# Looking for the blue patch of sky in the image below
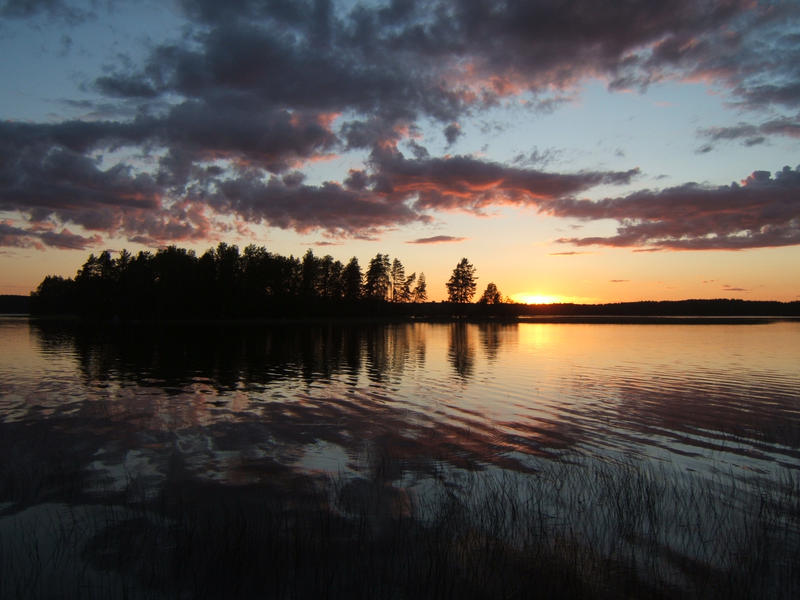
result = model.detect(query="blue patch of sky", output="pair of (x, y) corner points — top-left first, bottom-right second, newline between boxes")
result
(0, 1), (186, 121)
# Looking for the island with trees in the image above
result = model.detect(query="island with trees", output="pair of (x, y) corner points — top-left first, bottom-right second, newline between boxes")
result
(23, 244), (800, 320)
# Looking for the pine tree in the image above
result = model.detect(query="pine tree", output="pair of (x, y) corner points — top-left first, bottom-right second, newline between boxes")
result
(478, 282), (502, 304)
(446, 258), (477, 303)
(390, 258), (406, 302)
(342, 257), (363, 301)
(412, 272), (427, 302)
(364, 253), (391, 300)
(402, 272), (416, 303)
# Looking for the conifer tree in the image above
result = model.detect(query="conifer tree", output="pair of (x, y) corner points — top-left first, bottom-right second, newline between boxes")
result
(446, 258), (477, 303)
(412, 272), (427, 302)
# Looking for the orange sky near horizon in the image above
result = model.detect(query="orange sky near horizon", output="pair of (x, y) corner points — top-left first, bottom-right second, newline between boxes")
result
(4, 234), (798, 304)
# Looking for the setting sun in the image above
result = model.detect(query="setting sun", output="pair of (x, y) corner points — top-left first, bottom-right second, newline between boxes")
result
(511, 293), (563, 305)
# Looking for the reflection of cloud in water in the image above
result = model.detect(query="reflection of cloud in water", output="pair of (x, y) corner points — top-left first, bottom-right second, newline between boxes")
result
(20, 320), (568, 495)
(9, 319), (800, 501)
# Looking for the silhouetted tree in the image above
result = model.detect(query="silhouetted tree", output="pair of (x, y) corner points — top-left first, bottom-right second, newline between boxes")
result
(446, 258), (477, 303)
(342, 257), (363, 301)
(152, 245), (199, 317)
(390, 258), (405, 302)
(364, 253), (391, 300)
(301, 249), (320, 299)
(318, 255), (345, 300)
(402, 272), (416, 303)
(74, 250), (117, 316)
(478, 282), (502, 304)
(412, 273), (427, 302)
(213, 242), (241, 316)
(30, 275), (76, 314)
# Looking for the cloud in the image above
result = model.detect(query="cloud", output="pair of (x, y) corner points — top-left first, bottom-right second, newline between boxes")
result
(4, 0), (800, 250)
(37, 228), (104, 250)
(370, 147), (639, 213)
(0, 121), (218, 246)
(0, 110), (641, 247)
(90, 1), (800, 120)
(0, 0), (91, 23)
(94, 16), (468, 123)
(210, 175), (428, 237)
(698, 114), (800, 150)
(609, 279), (629, 283)
(513, 148), (560, 168)
(0, 221), (102, 250)
(444, 123), (462, 145)
(555, 165), (800, 250)
(548, 251), (590, 256)
(407, 235), (467, 244)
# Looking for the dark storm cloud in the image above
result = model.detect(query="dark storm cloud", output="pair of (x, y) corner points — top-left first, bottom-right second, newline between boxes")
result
(4, 0), (800, 249)
(555, 166), (800, 250)
(210, 175), (428, 237)
(369, 148), (639, 212)
(0, 143), (160, 215)
(407, 235), (467, 244)
(370, 0), (799, 110)
(156, 100), (338, 176)
(0, 121), (215, 244)
(96, 17), (465, 123)
(98, 1), (800, 121)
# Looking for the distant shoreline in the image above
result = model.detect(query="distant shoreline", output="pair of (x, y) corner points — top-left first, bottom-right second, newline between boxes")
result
(11, 313), (800, 327)
(513, 315), (800, 324)
(6, 294), (800, 322)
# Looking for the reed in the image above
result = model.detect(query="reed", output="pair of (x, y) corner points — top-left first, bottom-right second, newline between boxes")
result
(1, 456), (798, 599)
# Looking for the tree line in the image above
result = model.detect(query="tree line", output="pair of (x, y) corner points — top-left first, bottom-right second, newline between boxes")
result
(30, 244), (505, 319)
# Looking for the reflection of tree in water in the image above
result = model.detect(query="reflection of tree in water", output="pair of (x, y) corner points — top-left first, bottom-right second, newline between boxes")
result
(30, 320), (370, 392)
(413, 327), (426, 368)
(448, 322), (475, 379)
(19, 319), (576, 506)
(364, 324), (414, 385)
(28, 320), (581, 470)
(477, 323), (517, 362)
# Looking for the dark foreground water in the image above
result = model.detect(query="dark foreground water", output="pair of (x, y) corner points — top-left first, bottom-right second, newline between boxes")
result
(1, 317), (799, 598)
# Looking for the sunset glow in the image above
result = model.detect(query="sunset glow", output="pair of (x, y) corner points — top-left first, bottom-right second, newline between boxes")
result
(511, 294), (564, 305)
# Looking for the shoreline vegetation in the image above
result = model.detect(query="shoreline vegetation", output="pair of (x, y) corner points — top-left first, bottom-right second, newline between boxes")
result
(6, 243), (800, 319)
(2, 452), (798, 599)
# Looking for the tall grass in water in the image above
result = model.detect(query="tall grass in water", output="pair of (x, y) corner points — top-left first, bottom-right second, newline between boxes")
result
(1, 457), (798, 599)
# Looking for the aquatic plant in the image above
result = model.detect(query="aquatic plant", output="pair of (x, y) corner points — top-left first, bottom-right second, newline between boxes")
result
(1, 456), (798, 599)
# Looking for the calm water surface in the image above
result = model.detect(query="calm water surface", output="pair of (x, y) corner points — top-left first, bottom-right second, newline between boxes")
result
(1, 317), (798, 492)
(2, 316), (800, 597)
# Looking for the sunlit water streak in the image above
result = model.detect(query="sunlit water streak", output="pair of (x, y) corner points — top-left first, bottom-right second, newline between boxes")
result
(2, 318), (799, 480)
(0, 321), (797, 498)
(0, 318), (800, 494)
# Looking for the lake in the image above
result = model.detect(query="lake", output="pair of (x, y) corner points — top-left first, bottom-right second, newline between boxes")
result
(1, 316), (799, 598)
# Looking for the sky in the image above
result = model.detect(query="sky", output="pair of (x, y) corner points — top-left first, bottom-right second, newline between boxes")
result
(1, 0), (799, 303)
